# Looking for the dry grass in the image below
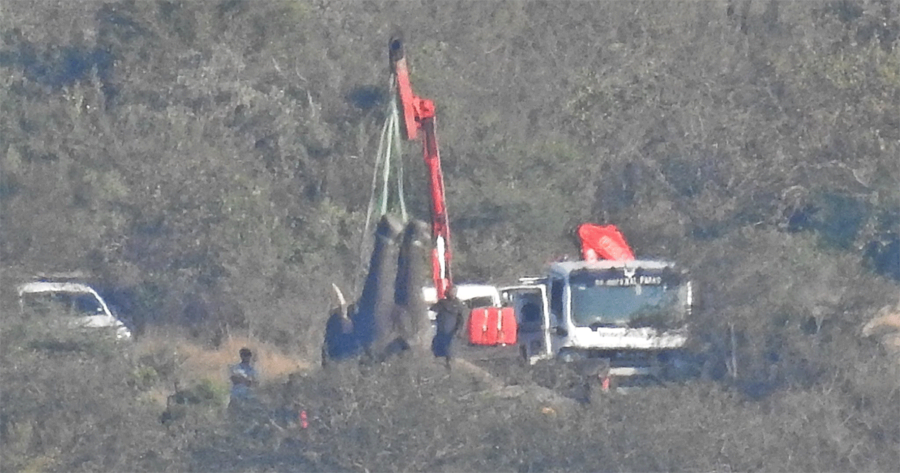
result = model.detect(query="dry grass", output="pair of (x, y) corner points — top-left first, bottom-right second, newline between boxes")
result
(134, 332), (313, 387)
(863, 304), (900, 355)
(863, 311), (900, 337)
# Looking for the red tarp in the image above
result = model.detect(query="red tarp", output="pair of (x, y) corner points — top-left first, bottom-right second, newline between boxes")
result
(577, 224), (635, 262)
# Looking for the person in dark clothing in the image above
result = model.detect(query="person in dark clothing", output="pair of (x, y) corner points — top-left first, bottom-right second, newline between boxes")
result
(431, 285), (466, 370)
(322, 302), (359, 366)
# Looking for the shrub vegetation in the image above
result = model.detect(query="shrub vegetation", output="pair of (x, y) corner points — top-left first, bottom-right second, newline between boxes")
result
(1, 0), (898, 471)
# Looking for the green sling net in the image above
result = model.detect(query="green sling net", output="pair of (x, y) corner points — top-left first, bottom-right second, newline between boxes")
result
(354, 77), (410, 292)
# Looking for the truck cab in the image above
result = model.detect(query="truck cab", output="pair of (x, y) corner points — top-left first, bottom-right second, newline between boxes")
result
(506, 259), (691, 376)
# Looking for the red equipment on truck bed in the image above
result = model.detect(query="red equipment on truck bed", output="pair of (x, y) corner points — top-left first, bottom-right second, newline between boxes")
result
(577, 223), (635, 262)
(468, 307), (517, 346)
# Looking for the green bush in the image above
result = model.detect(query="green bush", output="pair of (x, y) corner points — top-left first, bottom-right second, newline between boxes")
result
(1, 0), (898, 470)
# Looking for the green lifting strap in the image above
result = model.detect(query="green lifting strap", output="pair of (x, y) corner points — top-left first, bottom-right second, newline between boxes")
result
(358, 78), (409, 287)
(364, 77), (408, 235)
(378, 93), (407, 219)
(391, 92), (408, 221)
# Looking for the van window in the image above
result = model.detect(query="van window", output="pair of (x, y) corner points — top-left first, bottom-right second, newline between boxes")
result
(22, 292), (104, 317)
(463, 296), (495, 309)
(74, 294), (105, 315)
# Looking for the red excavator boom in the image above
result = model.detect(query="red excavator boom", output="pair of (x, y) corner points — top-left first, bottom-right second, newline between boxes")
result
(389, 34), (453, 299)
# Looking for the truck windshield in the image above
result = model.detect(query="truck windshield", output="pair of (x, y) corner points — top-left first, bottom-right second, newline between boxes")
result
(569, 275), (686, 328)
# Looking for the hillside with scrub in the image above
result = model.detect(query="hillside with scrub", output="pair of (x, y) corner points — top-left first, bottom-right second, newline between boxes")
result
(1, 0), (899, 472)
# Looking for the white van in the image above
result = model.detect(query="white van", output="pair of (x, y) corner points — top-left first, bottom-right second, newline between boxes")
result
(421, 284), (504, 338)
(17, 281), (132, 340)
(421, 283), (503, 319)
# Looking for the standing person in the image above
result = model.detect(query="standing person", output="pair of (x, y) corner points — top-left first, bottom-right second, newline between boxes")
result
(322, 302), (359, 366)
(431, 285), (466, 370)
(228, 347), (260, 416)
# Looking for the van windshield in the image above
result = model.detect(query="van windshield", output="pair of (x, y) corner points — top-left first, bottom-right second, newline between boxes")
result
(22, 292), (104, 317)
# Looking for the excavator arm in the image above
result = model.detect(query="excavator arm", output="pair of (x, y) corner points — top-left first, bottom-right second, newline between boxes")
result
(389, 34), (453, 299)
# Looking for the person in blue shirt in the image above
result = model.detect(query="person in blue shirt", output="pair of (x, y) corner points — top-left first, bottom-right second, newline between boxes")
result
(228, 347), (260, 415)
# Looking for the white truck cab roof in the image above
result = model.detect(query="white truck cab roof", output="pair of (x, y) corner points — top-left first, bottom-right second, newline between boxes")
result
(550, 259), (677, 274)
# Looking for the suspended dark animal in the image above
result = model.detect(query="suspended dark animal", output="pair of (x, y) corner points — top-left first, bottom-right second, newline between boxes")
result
(393, 219), (432, 351)
(324, 215), (432, 365)
(353, 214), (404, 359)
